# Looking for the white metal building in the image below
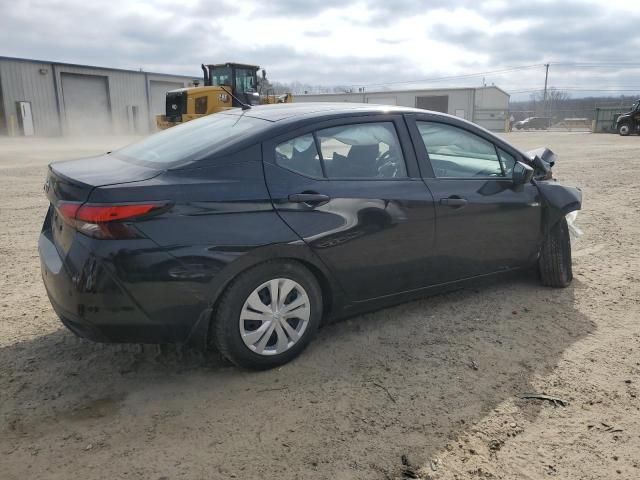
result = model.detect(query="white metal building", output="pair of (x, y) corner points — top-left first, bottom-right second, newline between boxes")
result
(0, 56), (195, 136)
(295, 86), (510, 131)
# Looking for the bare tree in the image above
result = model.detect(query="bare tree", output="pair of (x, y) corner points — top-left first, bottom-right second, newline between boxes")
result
(533, 87), (571, 114)
(332, 86), (355, 94)
(529, 87), (571, 104)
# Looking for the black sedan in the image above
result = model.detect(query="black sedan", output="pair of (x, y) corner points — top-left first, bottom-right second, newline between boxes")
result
(39, 103), (582, 369)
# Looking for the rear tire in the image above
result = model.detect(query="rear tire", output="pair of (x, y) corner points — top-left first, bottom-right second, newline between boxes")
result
(538, 218), (573, 288)
(212, 260), (322, 370)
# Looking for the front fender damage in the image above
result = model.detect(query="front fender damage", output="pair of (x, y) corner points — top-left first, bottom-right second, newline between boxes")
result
(534, 180), (582, 235)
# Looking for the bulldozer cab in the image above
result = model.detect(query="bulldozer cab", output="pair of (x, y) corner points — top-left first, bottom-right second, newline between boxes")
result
(202, 63), (259, 107)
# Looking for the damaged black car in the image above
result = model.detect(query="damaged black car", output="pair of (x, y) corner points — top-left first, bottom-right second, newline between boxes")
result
(39, 103), (582, 369)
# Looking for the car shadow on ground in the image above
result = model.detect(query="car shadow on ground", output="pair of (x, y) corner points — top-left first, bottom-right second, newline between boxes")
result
(1, 272), (594, 479)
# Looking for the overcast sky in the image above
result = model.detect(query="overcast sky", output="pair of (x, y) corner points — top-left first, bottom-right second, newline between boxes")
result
(2, 0), (640, 98)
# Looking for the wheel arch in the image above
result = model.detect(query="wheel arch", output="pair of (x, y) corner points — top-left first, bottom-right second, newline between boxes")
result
(185, 244), (344, 349)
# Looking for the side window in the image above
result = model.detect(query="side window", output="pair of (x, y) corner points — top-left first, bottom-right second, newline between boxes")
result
(316, 122), (407, 179)
(275, 134), (323, 178)
(417, 122), (503, 178)
(498, 148), (517, 176)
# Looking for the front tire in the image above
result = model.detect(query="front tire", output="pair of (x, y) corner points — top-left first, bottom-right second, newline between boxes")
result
(618, 123), (630, 136)
(212, 261), (323, 370)
(539, 218), (573, 288)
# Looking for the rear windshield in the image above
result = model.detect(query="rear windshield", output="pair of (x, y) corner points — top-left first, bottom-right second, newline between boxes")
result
(113, 113), (270, 167)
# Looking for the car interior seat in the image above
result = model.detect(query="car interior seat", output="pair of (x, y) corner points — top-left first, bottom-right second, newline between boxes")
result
(329, 144), (379, 177)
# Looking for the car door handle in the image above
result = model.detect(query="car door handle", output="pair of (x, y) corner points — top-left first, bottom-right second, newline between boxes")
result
(440, 197), (468, 207)
(288, 193), (330, 206)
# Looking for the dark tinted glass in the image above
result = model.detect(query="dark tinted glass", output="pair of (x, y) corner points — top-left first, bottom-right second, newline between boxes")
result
(498, 148), (517, 175)
(417, 122), (502, 177)
(316, 122), (407, 179)
(275, 134), (322, 178)
(114, 114), (269, 166)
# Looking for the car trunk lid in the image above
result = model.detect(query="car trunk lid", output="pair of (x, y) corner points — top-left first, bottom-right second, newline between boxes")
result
(44, 154), (162, 252)
(45, 153), (161, 204)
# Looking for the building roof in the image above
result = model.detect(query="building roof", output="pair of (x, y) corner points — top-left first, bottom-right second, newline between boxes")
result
(299, 85), (510, 98)
(0, 55), (195, 80)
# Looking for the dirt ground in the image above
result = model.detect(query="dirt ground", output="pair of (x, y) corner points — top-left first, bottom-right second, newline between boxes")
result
(1, 132), (639, 480)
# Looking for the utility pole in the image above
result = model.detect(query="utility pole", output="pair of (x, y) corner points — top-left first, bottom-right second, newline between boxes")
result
(542, 63), (550, 116)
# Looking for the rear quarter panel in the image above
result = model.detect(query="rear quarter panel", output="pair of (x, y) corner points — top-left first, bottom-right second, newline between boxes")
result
(91, 145), (342, 333)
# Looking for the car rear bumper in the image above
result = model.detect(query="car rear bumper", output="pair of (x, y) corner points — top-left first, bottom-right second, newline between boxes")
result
(39, 229), (205, 344)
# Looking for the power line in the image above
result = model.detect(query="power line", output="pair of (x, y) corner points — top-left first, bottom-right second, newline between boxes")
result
(510, 87), (640, 94)
(550, 62), (640, 68)
(323, 62), (640, 93)
(344, 64), (544, 89)
(343, 62), (640, 91)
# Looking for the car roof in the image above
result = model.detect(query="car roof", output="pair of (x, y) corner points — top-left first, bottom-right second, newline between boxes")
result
(170, 102), (530, 170)
(220, 102), (427, 122)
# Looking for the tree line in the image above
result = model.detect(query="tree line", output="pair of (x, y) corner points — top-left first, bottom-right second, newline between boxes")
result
(509, 89), (638, 121)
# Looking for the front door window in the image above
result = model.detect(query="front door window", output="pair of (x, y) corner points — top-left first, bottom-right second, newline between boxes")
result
(416, 122), (503, 178)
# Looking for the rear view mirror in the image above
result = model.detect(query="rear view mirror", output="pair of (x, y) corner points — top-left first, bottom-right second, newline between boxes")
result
(512, 161), (534, 185)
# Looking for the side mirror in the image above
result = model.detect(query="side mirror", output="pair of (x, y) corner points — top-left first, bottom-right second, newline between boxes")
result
(512, 161), (534, 185)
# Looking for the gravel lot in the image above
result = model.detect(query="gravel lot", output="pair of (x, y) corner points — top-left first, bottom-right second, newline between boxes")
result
(1, 132), (639, 479)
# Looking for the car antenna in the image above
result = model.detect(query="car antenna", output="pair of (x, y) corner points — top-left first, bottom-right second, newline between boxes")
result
(220, 86), (252, 110)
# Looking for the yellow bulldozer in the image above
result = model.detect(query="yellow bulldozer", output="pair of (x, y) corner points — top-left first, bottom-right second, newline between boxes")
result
(156, 62), (292, 129)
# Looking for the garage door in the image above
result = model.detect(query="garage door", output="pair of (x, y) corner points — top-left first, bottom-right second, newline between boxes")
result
(61, 73), (111, 135)
(150, 81), (185, 118)
(416, 95), (449, 113)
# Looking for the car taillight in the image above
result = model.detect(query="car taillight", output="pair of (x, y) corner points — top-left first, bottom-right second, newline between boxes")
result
(56, 201), (169, 239)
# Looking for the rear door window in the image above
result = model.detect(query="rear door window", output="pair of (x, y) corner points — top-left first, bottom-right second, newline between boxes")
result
(316, 122), (407, 179)
(275, 134), (323, 178)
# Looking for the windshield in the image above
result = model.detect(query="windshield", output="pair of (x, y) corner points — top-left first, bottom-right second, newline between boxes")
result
(112, 114), (270, 167)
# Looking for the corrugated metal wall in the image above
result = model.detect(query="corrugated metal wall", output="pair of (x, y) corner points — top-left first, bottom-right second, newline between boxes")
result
(471, 87), (509, 131)
(0, 59), (60, 135)
(0, 57), (192, 136)
(593, 106), (625, 133)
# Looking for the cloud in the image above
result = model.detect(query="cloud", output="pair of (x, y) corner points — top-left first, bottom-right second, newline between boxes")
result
(249, 0), (346, 17)
(429, 3), (639, 66)
(0, 0), (639, 99)
(304, 30), (332, 38)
